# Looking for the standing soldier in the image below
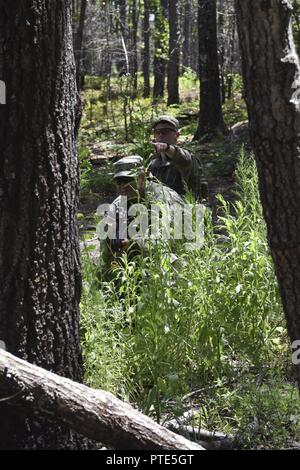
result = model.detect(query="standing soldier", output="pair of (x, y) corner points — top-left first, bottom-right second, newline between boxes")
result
(148, 115), (208, 201)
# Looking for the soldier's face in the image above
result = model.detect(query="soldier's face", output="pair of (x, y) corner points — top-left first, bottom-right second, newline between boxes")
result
(154, 124), (179, 145)
(116, 178), (137, 199)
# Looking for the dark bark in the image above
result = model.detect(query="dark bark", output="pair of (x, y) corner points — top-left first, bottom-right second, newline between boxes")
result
(0, 349), (204, 450)
(182, 0), (191, 70)
(227, 16), (236, 100)
(153, 0), (168, 101)
(143, 0), (150, 98)
(74, 0), (87, 88)
(0, 0), (88, 449)
(167, 0), (180, 105)
(193, 0), (228, 140)
(235, 0), (300, 388)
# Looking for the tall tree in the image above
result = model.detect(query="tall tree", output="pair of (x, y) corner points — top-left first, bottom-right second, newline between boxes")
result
(235, 0), (300, 388)
(130, 0), (139, 96)
(182, 0), (191, 71)
(153, 0), (168, 101)
(74, 0), (87, 88)
(218, 0), (226, 104)
(167, 0), (180, 105)
(117, 0), (129, 75)
(143, 0), (151, 98)
(194, 0), (227, 140)
(227, 9), (237, 100)
(189, 0), (199, 74)
(0, 0), (88, 448)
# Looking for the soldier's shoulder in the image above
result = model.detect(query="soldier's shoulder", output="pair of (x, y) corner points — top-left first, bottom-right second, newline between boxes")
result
(147, 154), (160, 169)
(175, 144), (192, 153)
(163, 185), (184, 205)
(146, 180), (183, 205)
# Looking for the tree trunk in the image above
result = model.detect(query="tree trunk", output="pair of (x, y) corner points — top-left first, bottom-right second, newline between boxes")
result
(0, 0), (88, 449)
(143, 0), (151, 98)
(153, 0), (168, 101)
(235, 0), (300, 388)
(117, 0), (128, 75)
(182, 0), (191, 71)
(74, 0), (87, 88)
(167, 0), (180, 105)
(0, 349), (204, 450)
(217, 2), (226, 104)
(227, 15), (236, 100)
(190, 1), (199, 75)
(193, 0), (228, 140)
(130, 0), (138, 97)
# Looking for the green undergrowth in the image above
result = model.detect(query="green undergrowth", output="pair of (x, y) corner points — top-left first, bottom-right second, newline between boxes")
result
(78, 72), (299, 449)
(80, 151), (299, 448)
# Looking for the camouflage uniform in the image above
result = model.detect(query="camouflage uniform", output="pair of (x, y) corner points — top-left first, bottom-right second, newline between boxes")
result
(99, 178), (184, 279)
(147, 146), (194, 196)
(149, 115), (207, 200)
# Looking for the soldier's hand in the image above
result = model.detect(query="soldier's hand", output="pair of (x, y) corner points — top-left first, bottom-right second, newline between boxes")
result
(110, 238), (130, 253)
(121, 239), (129, 250)
(152, 142), (170, 154)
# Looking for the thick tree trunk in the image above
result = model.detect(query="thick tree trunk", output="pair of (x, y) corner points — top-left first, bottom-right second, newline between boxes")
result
(193, 0), (228, 140)
(0, 349), (204, 450)
(143, 0), (151, 98)
(0, 0), (88, 449)
(167, 0), (180, 105)
(235, 0), (300, 388)
(153, 0), (168, 101)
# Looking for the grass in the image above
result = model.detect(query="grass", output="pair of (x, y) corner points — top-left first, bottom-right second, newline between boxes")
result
(192, 374), (300, 449)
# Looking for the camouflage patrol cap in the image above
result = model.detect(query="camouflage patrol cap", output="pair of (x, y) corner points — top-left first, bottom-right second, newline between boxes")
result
(113, 155), (144, 179)
(152, 115), (179, 131)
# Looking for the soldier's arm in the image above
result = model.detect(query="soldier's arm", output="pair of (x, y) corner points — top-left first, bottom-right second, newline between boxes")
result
(151, 142), (192, 174)
(166, 145), (192, 169)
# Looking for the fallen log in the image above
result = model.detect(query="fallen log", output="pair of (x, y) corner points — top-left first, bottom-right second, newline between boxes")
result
(0, 349), (204, 450)
(165, 420), (237, 450)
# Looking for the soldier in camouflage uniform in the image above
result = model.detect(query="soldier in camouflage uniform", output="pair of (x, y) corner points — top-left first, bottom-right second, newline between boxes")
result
(99, 155), (184, 278)
(148, 115), (207, 201)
